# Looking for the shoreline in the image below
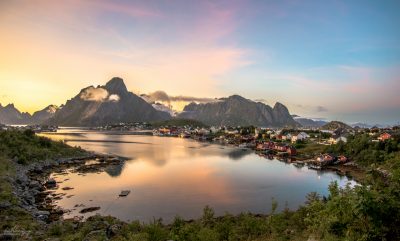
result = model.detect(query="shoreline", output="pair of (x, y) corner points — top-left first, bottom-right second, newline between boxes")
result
(11, 152), (127, 224)
(11, 131), (365, 224)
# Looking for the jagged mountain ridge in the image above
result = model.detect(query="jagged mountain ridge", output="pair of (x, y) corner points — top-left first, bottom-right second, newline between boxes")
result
(0, 104), (59, 125)
(2, 78), (301, 128)
(47, 77), (171, 126)
(178, 95), (298, 127)
(0, 103), (31, 124)
(31, 105), (59, 124)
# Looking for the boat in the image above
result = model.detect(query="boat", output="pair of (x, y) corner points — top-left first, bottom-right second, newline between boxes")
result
(308, 165), (322, 170)
(119, 190), (131, 197)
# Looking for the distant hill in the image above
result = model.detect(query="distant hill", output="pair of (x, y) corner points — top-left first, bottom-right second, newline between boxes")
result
(321, 121), (353, 130)
(178, 95), (298, 127)
(0, 103), (31, 124)
(295, 117), (327, 128)
(151, 118), (208, 128)
(47, 77), (171, 126)
(0, 104), (59, 125)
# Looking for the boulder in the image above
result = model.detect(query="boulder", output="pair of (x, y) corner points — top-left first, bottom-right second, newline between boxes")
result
(45, 178), (57, 187)
(106, 224), (122, 237)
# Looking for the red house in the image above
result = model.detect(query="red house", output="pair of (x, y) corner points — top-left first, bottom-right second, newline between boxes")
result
(337, 155), (348, 163)
(287, 147), (297, 156)
(378, 133), (392, 142)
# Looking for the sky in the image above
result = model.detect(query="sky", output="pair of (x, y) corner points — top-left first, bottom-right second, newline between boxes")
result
(0, 0), (399, 125)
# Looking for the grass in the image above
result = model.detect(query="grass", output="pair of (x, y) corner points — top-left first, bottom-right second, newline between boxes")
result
(295, 142), (327, 158)
(0, 129), (86, 164)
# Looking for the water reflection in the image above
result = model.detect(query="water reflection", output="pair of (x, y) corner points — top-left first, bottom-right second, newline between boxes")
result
(42, 128), (356, 223)
(105, 163), (126, 177)
(227, 149), (252, 160)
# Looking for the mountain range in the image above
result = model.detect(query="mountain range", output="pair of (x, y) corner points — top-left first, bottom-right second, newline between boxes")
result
(178, 95), (298, 127)
(46, 77), (170, 126)
(1, 77), (299, 127)
(0, 104), (58, 125)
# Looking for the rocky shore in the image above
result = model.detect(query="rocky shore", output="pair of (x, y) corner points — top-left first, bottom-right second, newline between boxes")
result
(10, 153), (127, 224)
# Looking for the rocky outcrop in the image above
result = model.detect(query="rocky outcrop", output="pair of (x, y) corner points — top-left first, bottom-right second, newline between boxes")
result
(31, 105), (59, 124)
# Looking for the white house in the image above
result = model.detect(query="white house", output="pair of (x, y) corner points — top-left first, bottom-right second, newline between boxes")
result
(336, 136), (348, 143)
(291, 132), (310, 143)
(328, 136), (347, 144)
(282, 133), (292, 141)
(210, 126), (219, 134)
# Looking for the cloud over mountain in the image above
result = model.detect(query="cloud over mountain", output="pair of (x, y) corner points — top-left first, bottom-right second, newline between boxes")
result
(79, 86), (120, 103)
(144, 91), (218, 104)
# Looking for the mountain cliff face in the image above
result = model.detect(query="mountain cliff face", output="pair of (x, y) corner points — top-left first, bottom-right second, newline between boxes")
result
(31, 105), (59, 124)
(178, 95), (298, 127)
(0, 104), (31, 124)
(47, 77), (171, 126)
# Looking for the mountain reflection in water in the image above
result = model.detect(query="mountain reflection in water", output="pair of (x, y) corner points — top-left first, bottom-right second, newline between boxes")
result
(41, 128), (355, 223)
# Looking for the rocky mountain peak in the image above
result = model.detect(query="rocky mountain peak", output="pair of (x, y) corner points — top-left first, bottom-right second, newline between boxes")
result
(45, 105), (58, 113)
(227, 95), (247, 101)
(273, 102), (287, 110)
(5, 103), (16, 109)
(104, 77), (127, 94)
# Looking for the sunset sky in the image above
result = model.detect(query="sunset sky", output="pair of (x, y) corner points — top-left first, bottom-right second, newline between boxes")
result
(0, 0), (399, 124)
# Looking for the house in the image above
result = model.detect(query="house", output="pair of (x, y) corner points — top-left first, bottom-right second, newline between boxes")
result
(282, 133), (292, 141)
(291, 132), (310, 143)
(159, 128), (171, 135)
(337, 155), (348, 164)
(298, 132), (310, 140)
(378, 133), (392, 142)
(225, 129), (239, 135)
(328, 136), (347, 145)
(196, 128), (209, 135)
(335, 136), (347, 143)
(287, 146), (297, 156)
(210, 126), (219, 134)
(315, 154), (335, 166)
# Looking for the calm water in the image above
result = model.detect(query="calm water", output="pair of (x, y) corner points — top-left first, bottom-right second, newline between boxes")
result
(41, 128), (355, 223)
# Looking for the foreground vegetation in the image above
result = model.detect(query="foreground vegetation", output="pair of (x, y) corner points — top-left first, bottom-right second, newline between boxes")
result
(0, 130), (399, 240)
(0, 129), (86, 165)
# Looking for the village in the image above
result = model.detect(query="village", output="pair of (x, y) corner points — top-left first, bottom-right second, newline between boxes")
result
(1, 121), (397, 171)
(151, 123), (397, 170)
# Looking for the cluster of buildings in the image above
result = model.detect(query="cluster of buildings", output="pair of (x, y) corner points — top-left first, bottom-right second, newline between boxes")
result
(0, 124), (57, 132)
(150, 124), (398, 170)
(2, 120), (397, 170)
(309, 154), (349, 169)
(255, 141), (297, 155)
(273, 132), (310, 143)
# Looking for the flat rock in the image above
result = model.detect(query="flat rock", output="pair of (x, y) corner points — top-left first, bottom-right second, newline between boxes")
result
(79, 207), (101, 214)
